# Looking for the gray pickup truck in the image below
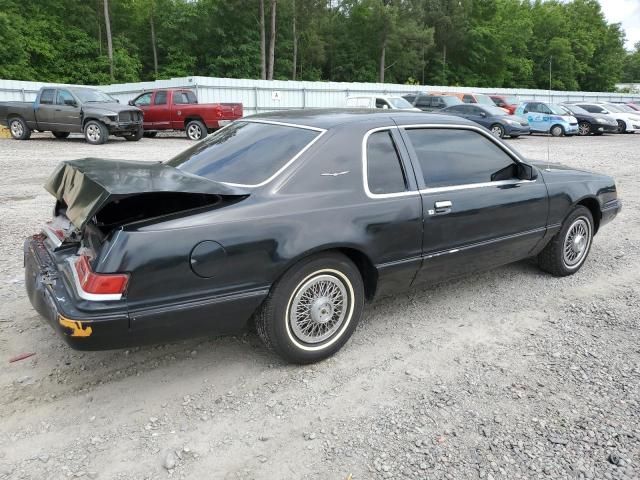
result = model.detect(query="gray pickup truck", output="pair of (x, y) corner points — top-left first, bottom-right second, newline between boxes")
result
(0, 86), (143, 144)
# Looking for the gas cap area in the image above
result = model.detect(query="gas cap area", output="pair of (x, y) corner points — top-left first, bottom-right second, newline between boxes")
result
(189, 241), (227, 278)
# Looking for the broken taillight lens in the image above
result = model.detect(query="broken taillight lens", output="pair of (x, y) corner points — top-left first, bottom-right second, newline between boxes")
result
(74, 256), (129, 295)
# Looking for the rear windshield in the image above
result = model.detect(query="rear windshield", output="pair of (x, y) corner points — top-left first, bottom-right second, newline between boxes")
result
(166, 121), (320, 186)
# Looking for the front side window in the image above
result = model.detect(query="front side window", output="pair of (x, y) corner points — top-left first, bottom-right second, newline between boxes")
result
(167, 121), (320, 186)
(134, 93), (152, 106)
(56, 89), (76, 106)
(40, 89), (55, 105)
(463, 94), (474, 103)
(366, 130), (407, 195)
(375, 98), (391, 109)
(154, 91), (167, 105)
(415, 96), (432, 108)
(405, 128), (516, 188)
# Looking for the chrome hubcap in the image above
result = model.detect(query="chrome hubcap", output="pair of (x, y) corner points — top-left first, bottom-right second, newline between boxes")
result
(10, 120), (23, 137)
(289, 274), (348, 344)
(579, 124), (589, 135)
(86, 124), (100, 142)
(563, 217), (591, 268)
(188, 124), (201, 139)
(491, 126), (502, 137)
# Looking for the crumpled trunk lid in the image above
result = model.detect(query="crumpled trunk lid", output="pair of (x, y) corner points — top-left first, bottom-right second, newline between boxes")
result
(45, 158), (247, 230)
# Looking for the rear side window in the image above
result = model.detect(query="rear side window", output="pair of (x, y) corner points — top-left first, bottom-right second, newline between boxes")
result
(405, 128), (516, 188)
(173, 91), (197, 104)
(40, 89), (55, 105)
(167, 121), (320, 186)
(154, 91), (167, 105)
(366, 130), (407, 195)
(463, 94), (474, 103)
(415, 96), (432, 108)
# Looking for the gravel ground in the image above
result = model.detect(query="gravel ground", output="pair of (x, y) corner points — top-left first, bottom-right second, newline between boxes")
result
(0, 132), (638, 480)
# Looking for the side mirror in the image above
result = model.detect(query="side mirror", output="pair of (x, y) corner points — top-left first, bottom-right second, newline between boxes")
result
(602, 110), (609, 114)
(382, 104), (389, 109)
(518, 163), (538, 181)
(480, 112), (487, 117)
(128, 100), (134, 106)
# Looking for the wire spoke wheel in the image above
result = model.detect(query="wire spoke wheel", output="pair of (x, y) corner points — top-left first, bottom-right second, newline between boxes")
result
(562, 217), (591, 268)
(289, 274), (349, 344)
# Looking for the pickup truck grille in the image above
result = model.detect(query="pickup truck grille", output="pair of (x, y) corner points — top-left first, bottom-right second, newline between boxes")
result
(118, 111), (142, 123)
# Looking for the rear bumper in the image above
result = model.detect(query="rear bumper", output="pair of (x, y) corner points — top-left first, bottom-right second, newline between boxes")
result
(24, 235), (266, 351)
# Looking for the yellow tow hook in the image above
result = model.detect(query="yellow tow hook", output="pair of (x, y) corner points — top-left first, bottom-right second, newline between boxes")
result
(58, 315), (93, 337)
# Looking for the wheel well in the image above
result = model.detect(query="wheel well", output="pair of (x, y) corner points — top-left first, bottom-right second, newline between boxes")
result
(334, 247), (378, 300)
(184, 116), (204, 127)
(577, 197), (601, 233)
(550, 124), (564, 133)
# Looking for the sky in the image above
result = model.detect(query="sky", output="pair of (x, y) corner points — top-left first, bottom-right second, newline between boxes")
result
(598, 0), (640, 50)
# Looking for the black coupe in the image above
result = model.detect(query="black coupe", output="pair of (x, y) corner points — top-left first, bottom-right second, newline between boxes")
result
(24, 110), (621, 363)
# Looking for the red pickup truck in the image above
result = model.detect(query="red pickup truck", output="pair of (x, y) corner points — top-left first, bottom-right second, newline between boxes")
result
(128, 88), (243, 140)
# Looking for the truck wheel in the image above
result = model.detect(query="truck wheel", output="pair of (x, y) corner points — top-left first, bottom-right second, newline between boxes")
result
(9, 117), (31, 140)
(124, 127), (143, 142)
(84, 120), (108, 145)
(185, 120), (206, 141)
(143, 131), (158, 138)
(52, 131), (70, 139)
(255, 252), (365, 364)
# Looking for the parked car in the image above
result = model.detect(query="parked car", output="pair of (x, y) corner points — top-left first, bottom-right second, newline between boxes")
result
(129, 88), (243, 140)
(439, 104), (529, 138)
(515, 101), (579, 136)
(568, 102), (640, 134)
(24, 110), (621, 363)
(611, 101), (640, 111)
(559, 104), (618, 136)
(489, 95), (518, 114)
(0, 86), (143, 144)
(345, 95), (419, 111)
(402, 93), (463, 111)
(434, 91), (505, 110)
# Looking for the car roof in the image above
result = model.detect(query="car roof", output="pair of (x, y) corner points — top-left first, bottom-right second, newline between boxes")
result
(245, 108), (478, 130)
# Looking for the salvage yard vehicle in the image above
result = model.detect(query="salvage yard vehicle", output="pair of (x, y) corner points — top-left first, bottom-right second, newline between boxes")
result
(24, 110), (621, 364)
(345, 95), (419, 111)
(569, 102), (640, 134)
(439, 104), (529, 138)
(0, 87), (143, 144)
(402, 93), (463, 112)
(559, 104), (618, 136)
(515, 101), (579, 136)
(489, 95), (519, 114)
(129, 88), (243, 140)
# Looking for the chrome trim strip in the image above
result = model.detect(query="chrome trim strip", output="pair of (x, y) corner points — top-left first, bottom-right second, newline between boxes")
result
(66, 257), (123, 302)
(420, 179), (535, 194)
(242, 119), (327, 133)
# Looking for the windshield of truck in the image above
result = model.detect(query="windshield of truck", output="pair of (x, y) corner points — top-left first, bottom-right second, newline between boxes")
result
(73, 88), (117, 103)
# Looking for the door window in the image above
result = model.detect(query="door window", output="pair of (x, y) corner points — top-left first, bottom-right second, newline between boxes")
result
(366, 130), (408, 195)
(446, 105), (467, 114)
(173, 91), (197, 104)
(154, 91), (168, 105)
(405, 128), (517, 188)
(56, 90), (76, 106)
(134, 93), (152, 106)
(415, 96), (432, 108)
(40, 89), (55, 105)
(375, 98), (391, 109)
(462, 94), (474, 103)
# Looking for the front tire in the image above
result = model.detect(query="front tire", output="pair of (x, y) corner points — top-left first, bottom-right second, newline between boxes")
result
(550, 125), (564, 137)
(124, 127), (143, 141)
(490, 124), (505, 138)
(538, 206), (594, 277)
(255, 253), (365, 364)
(84, 120), (108, 145)
(143, 131), (158, 138)
(578, 121), (591, 136)
(185, 120), (207, 141)
(9, 117), (31, 140)
(616, 120), (626, 134)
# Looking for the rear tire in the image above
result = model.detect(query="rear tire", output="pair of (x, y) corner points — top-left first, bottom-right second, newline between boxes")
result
(255, 252), (365, 364)
(185, 120), (207, 141)
(9, 117), (31, 140)
(550, 125), (564, 137)
(124, 127), (143, 141)
(578, 121), (591, 136)
(538, 206), (594, 277)
(143, 131), (158, 138)
(84, 120), (108, 145)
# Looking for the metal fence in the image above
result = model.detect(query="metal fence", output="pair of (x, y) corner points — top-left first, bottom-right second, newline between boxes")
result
(1, 76), (639, 115)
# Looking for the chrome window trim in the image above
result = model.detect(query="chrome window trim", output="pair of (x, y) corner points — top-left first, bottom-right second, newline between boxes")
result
(206, 119), (327, 188)
(66, 257), (123, 302)
(362, 123), (534, 199)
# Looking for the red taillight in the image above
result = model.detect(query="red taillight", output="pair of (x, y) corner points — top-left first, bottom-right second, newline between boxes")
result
(74, 256), (129, 295)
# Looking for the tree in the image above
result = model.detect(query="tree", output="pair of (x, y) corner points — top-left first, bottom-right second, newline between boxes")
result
(103, 0), (114, 80)
(268, 0), (277, 80)
(259, 0), (266, 79)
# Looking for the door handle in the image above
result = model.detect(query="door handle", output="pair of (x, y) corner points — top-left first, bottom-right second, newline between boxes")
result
(432, 200), (453, 215)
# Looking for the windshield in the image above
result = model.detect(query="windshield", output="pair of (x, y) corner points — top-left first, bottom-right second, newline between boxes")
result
(503, 96), (518, 105)
(387, 97), (414, 109)
(166, 121), (320, 186)
(603, 104), (622, 113)
(562, 104), (587, 115)
(613, 104), (635, 113)
(549, 104), (570, 115)
(73, 88), (117, 103)
(475, 94), (496, 106)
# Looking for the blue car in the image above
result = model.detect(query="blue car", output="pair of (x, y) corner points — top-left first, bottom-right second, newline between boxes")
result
(515, 101), (579, 137)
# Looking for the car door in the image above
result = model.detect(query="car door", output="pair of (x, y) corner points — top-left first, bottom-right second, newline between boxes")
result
(399, 125), (549, 285)
(53, 89), (82, 132)
(444, 104), (471, 119)
(34, 88), (57, 130)
(523, 102), (547, 132)
(144, 91), (170, 128)
(132, 92), (153, 128)
(466, 105), (491, 128)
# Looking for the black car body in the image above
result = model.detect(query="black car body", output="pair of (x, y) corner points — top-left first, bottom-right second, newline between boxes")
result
(403, 93), (463, 112)
(24, 110), (621, 363)
(559, 104), (618, 135)
(439, 104), (530, 138)
(0, 87), (143, 144)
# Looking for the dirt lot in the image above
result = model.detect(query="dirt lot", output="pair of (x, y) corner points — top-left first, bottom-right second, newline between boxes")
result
(0, 132), (638, 480)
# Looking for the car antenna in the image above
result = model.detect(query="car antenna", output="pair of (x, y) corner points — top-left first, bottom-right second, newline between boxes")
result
(546, 55), (552, 171)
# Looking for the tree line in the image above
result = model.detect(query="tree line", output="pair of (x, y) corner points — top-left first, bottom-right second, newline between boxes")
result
(0, 0), (637, 91)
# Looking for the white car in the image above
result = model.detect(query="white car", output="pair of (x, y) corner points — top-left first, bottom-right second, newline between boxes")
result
(345, 95), (420, 111)
(572, 102), (640, 133)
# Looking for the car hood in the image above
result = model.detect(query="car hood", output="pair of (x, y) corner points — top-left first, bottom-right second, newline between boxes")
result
(45, 158), (247, 229)
(83, 102), (141, 114)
